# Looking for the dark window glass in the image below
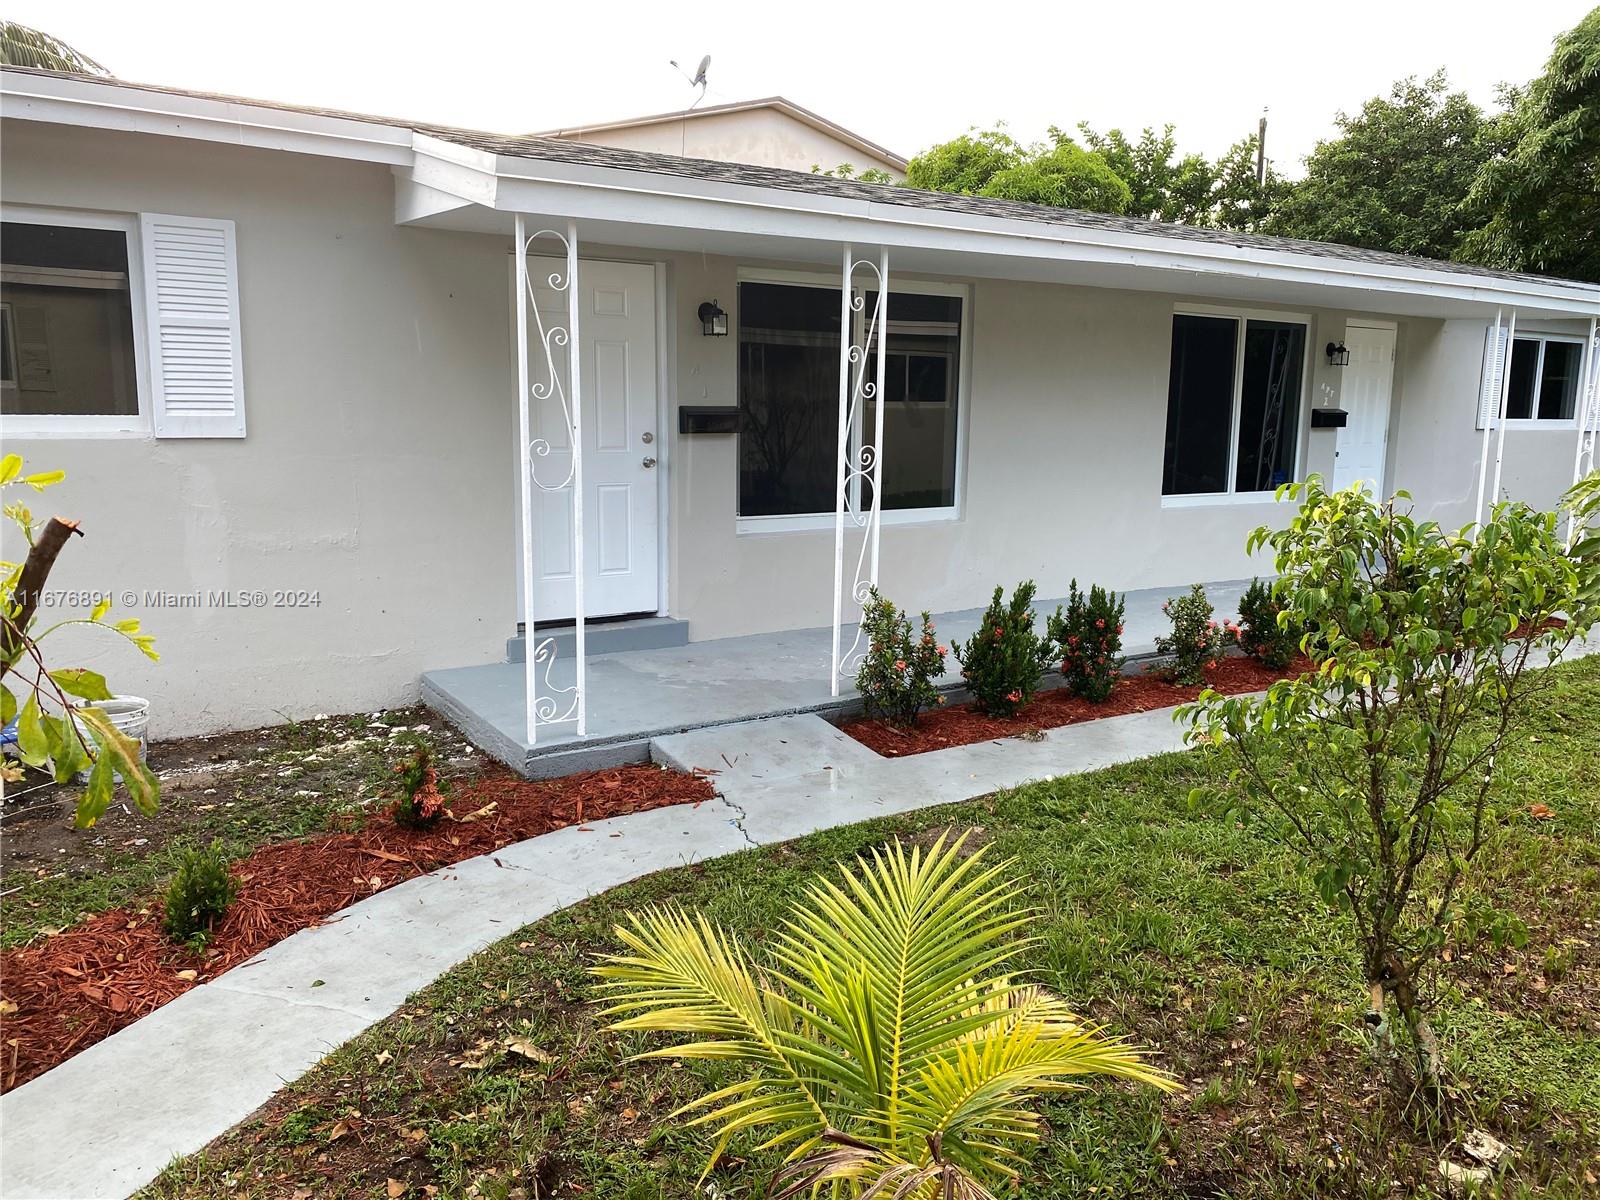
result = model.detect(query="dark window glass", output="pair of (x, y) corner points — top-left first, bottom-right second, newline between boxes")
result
(737, 281), (842, 517)
(1538, 340), (1581, 420)
(1505, 338), (1539, 420)
(1235, 320), (1306, 492)
(1, 222), (138, 418)
(864, 291), (961, 510)
(1163, 315), (1237, 495)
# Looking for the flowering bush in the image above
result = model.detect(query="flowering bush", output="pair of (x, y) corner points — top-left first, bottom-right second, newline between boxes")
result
(391, 737), (446, 829)
(854, 587), (947, 727)
(952, 581), (1056, 717)
(1155, 583), (1227, 685)
(1046, 580), (1126, 702)
(1235, 577), (1300, 669)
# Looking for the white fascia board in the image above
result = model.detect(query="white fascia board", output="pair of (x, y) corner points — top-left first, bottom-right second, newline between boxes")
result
(489, 154), (1600, 317)
(0, 71), (412, 164)
(409, 136), (499, 207)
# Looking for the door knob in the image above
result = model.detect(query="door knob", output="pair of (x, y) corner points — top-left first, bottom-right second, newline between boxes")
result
(642, 456), (657, 469)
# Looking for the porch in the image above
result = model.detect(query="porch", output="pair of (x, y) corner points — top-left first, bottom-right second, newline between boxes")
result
(422, 580), (1249, 777)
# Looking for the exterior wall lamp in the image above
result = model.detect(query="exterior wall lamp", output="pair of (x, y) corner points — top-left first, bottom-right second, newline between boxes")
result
(697, 300), (729, 336)
(1325, 340), (1350, 367)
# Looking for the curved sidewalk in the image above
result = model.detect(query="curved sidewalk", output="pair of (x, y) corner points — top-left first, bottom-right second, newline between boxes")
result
(0, 698), (1335, 1198)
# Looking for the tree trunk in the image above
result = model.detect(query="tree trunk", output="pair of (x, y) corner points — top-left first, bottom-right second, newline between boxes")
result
(1385, 956), (1442, 1091)
(0, 516), (81, 680)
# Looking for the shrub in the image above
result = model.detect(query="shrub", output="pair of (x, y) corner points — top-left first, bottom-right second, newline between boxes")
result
(391, 737), (446, 830)
(163, 840), (237, 947)
(1155, 583), (1227, 684)
(952, 581), (1057, 717)
(594, 833), (1176, 1193)
(1179, 478), (1596, 1090)
(1046, 579), (1126, 702)
(854, 588), (947, 727)
(1235, 577), (1299, 669)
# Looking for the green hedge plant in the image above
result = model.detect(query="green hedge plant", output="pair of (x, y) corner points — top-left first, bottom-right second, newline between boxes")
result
(854, 588), (947, 728)
(1234, 577), (1300, 669)
(952, 581), (1056, 717)
(163, 840), (237, 949)
(1047, 579), (1126, 702)
(1155, 583), (1227, 685)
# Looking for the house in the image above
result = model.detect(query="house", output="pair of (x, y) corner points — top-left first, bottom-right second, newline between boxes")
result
(537, 96), (908, 179)
(2, 66), (1597, 774)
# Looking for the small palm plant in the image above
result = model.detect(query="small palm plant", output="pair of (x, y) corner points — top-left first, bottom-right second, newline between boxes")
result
(593, 834), (1176, 1196)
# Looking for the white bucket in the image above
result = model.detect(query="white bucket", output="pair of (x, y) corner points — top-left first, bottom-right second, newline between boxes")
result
(74, 696), (151, 781)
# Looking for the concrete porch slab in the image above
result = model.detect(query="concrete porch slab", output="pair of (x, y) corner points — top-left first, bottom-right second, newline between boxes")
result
(424, 580), (1250, 777)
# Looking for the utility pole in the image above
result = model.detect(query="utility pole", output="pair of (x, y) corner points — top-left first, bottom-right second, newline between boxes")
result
(1256, 108), (1268, 186)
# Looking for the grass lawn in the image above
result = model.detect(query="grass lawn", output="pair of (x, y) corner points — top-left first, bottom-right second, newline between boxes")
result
(144, 659), (1600, 1199)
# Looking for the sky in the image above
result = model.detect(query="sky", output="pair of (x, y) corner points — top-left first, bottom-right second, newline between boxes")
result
(9, 0), (1595, 176)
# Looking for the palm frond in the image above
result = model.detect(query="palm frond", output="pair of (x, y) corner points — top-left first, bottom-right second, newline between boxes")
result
(0, 21), (107, 74)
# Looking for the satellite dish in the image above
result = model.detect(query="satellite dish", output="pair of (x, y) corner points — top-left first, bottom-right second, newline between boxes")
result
(669, 54), (711, 109)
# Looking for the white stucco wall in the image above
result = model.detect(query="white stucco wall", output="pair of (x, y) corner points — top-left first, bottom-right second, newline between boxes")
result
(1, 121), (518, 737)
(1390, 315), (1591, 530)
(6, 119), (1584, 740)
(554, 108), (904, 179)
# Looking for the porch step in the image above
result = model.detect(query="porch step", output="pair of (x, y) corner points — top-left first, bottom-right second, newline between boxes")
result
(505, 616), (689, 663)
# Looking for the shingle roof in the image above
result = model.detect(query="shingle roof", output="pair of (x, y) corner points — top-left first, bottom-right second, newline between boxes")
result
(4, 64), (1594, 293)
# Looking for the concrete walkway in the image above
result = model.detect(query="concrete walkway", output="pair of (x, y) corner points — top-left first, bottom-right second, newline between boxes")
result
(0, 703), (1194, 1200)
(424, 580), (1251, 776)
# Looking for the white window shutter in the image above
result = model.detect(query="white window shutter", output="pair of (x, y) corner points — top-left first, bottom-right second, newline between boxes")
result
(1477, 323), (1508, 430)
(139, 214), (245, 437)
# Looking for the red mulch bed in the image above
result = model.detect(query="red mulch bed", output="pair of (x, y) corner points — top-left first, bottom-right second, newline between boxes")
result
(0, 765), (714, 1093)
(844, 655), (1313, 758)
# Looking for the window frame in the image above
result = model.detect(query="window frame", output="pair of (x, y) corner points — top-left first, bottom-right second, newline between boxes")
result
(0, 205), (152, 438)
(1502, 332), (1587, 429)
(1161, 302), (1313, 507)
(733, 266), (971, 535)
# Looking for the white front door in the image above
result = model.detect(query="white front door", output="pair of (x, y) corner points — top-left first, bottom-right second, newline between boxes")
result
(521, 258), (660, 622)
(1332, 324), (1396, 493)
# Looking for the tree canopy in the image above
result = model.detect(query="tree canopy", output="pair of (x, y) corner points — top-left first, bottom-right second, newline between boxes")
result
(1460, 7), (1600, 281)
(1266, 72), (1493, 260)
(903, 127), (1132, 214)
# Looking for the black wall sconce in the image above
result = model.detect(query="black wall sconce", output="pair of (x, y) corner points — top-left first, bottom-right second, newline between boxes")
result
(1325, 340), (1350, 367)
(697, 300), (728, 337)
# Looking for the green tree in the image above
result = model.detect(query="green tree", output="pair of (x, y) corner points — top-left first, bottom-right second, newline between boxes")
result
(0, 21), (106, 73)
(903, 127), (1023, 195)
(595, 833), (1174, 1193)
(904, 126), (1131, 214)
(1074, 124), (1217, 223)
(980, 140), (1131, 212)
(1460, 8), (1600, 282)
(1269, 72), (1492, 260)
(1179, 478), (1597, 1090)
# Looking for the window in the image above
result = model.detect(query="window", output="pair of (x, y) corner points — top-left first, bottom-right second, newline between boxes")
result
(1505, 335), (1583, 422)
(1163, 312), (1307, 496)
(737, 278), (964, 521)
(1, 221), (140, 420)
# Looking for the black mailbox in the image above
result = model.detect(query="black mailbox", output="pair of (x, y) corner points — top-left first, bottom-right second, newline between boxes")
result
(1310, 408), (1349, 429)
(679, 406), (739, 435)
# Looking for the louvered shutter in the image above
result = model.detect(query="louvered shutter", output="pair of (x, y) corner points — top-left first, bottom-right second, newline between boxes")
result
(1477, 323), (1509, 430)
(139, 214), (245, 437)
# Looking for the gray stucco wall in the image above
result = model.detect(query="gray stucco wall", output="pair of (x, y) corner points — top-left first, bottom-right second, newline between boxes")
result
(5, 120), (1587, 738)
(2, 121), (517, 736)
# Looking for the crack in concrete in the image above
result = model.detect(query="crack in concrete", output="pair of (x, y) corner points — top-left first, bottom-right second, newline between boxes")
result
(718, 791), (759, 848)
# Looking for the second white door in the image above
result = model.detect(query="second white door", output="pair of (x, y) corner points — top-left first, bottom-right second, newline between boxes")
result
(1332, 323), (1396, 493)
(524, 258), (659, 621)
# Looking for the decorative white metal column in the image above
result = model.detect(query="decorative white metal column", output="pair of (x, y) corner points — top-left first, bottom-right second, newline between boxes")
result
(1568, 315), (1600, 547)
(830, 244), (889, 695)
(513, 215), (586, 745)
(1474, 307), (1518, 530)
